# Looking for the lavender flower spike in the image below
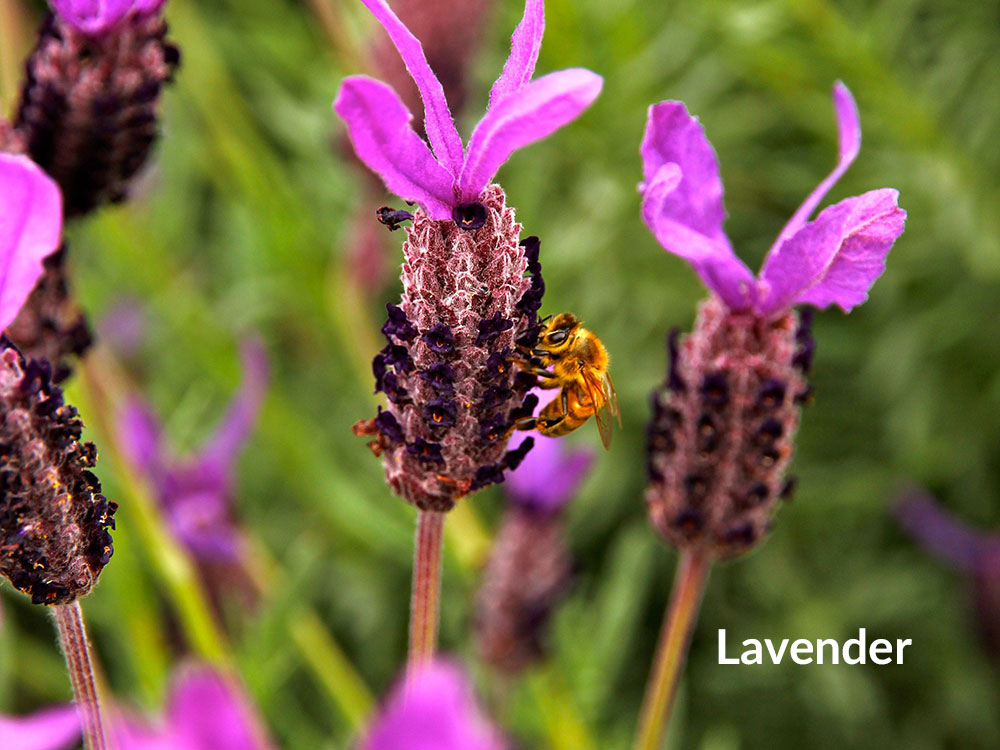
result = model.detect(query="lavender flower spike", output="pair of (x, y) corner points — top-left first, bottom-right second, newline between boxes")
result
(0, 705), (81, 750)
(643, 84), (905, 558)
(335, 0), (602, 229)
(365, 660), (506, 750)
(118, 339), (269, 562)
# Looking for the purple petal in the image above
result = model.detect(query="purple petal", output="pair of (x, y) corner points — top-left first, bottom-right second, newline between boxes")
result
(161, 485), (241, 562)
(639, 101), (730, 242)
(199, 338), (269, 477)
(768, 81), (861, 252)
(335, 76), (456, 219)
(895, 491), (998, 572)
(168, 666), (267, 749)
(50, 0), (135, 35)
(118, 398), (166, 479)
(505, 432), (593, 513)
(488, 0), (544, 109)
(132, 0), (167, 16)
(366, 661), (505, 750)
(0, 154), (62, 331)
(641, 162), (756, 309)
(458, 69), (602, 201)
(0, 705), (80, 750)
(756, 188), (904, 314)
(359, 0), (464, 175)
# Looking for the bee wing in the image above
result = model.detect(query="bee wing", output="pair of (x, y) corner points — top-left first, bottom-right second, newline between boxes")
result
(582, 369), (614, 450)
(604, 371), (622, 427)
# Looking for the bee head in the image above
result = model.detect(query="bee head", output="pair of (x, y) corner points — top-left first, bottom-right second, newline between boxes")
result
(534, 313), (580, 356)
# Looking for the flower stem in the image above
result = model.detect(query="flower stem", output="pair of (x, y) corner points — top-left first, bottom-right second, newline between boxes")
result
(53, 601), (110, 750)
(408, 510), (446, 669)
(633, 550), (710, 750)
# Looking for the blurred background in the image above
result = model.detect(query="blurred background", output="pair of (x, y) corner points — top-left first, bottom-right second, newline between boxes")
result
(2, 0), (1000, 748)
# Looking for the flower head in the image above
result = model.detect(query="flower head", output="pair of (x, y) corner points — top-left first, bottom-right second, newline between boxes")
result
(642, 84), (904, 558)
(639, 82), (905, 314)
(364, 660), (505, 750)
(0, 705), (80, 750)
(119, 339), (269, 562)
(335, 0), (602, 227)
(50, 0), (167, 37)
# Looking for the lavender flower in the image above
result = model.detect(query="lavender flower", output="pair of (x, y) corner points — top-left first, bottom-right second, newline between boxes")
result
(335, 0), (601, 227)
(341, 0), (600, 510)
(642, 83), (905, 558)
(115, 665), (270, 749)
(16, 0), (179, 217)
(118, 339), (269, 563)
(1, 154), (116, 605)
(0, 705), (80, 750)
(896, 490), (1000, 663)
(364, 660), (505, 750)
(476, 432), (591, 672)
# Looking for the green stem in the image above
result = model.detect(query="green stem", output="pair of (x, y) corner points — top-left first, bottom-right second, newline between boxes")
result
(53, 601), (110, 750)
(633, 550), (710, 750)
(408, 510), (445, 669)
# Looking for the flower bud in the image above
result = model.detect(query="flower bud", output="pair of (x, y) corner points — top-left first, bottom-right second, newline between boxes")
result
(0, 341), (116, 604)
(16, 12), (179, 217)
(645, 297), (810, 558)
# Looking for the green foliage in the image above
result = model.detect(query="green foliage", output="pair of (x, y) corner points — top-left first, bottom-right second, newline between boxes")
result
(2, 0), (999, 748)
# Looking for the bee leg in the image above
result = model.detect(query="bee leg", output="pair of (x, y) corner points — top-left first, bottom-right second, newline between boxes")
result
(511, 389), (571, 434)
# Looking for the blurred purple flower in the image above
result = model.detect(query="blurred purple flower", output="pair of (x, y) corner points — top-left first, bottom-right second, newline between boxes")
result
(335, 0), (602, 224)
(639, 82), (905, 314)
(98, 298), (148, 358)
(0, 705), (80, 750)
(365, 660), (505, 750)
(896, 490), (1000, 661)
(116, 665), (269, 750)
(50, 0), (167, 36)
(0, 153), (62, 331)
(505, 429), (594, 514)
(118, 339), (269, 562)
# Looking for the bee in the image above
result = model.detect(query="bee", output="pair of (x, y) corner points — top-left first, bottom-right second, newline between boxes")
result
(513, 313), (621, 449)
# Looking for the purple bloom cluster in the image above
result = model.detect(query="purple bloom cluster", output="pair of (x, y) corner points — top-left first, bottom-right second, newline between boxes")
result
(643, 84), (905, 557)
(341, 0), (600, 509)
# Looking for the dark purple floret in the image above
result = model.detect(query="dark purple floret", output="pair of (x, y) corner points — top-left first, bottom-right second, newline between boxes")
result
(421, 324), (456, 355)
(480, 413), (508, 444)
(503, 437), (534, 470)
(376, 205), (414, 232)
(382, 343), (413, 373)
(476, 312), (514, 347)
(452, 201), (488, 231)
(482, 384), (513, 411)
(509, 393), (539, 422)
(419, 363), (456, 394)
(407, 438), (445, 465)
(481, 349), (512, 382)
(374, 406), (404, 444)
(470, 464), (506, 491)
(0, 341), (116, 605)
(381, 372), (409, 404)
(382, 303), (417, 342)
(423, 398), (457, 429)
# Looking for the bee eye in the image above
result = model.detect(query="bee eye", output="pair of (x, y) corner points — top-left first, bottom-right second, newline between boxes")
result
(548, 330), (568, 345)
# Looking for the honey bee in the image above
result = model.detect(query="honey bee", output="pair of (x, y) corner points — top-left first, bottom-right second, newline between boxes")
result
(514, 313), (621, 449)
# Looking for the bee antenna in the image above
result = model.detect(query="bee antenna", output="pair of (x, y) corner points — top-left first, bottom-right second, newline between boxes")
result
(540, 314), (553, 324)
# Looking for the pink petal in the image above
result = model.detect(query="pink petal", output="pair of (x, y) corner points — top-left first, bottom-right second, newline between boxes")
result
(639, 101), (730, 243)
(767, 81), (861, 254)
(0, 154), (62, 331)
(359, 0), (464, 175)
(641, 162), (756, 310)
(0, 705), (80, 750)
(365, 661), (505, 750)
(505, 431), (594, 513)
(757, 188), (904, 314)
(488, 0), (544, 109)
(168, 666), (268, 749)
(51, 0), (135, 35)
(458, 69), (602, 201)
(335, 76), (456, 219)
(895, 491), (997, 572)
